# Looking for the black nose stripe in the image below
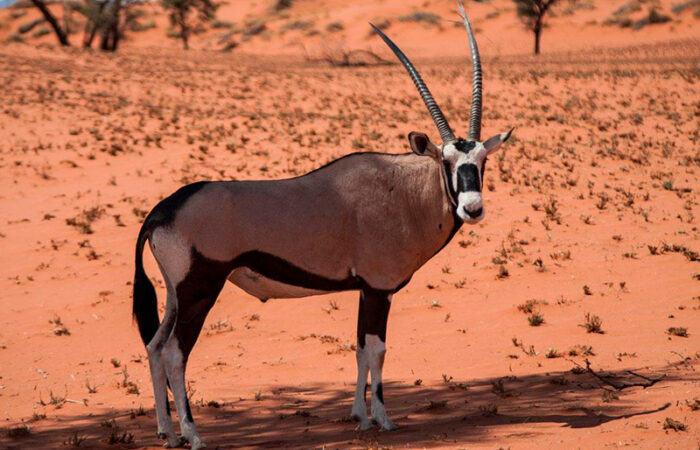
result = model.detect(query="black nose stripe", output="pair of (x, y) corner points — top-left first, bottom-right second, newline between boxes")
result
(457, 164), (480, 192)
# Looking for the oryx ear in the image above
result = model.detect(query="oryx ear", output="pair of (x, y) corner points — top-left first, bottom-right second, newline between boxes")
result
(408, 132), (441, 159)
(483, 128), (515, 155)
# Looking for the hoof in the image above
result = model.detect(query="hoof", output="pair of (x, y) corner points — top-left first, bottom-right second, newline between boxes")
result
(191, 440), (207, 450)
(355, 420), (373, 431)
(157, 432), (168, 439)
(379, 421), (399, 432)
(163, 436), (187, 448)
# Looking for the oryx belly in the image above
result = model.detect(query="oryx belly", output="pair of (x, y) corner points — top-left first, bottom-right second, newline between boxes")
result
(228, 267), (330, 300)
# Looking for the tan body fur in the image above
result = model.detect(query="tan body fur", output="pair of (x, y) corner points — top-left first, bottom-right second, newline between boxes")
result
(168, 152), (457, 295)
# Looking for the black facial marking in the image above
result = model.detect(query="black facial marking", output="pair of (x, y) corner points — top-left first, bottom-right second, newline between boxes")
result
(457, 164), (481, 192)
(481, 158), (487, 185)
(454, 138), (476, 153)
(376, 382), (384, 404)
(357, 288), (392, 349)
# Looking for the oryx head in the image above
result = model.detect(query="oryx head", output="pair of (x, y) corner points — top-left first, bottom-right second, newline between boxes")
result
(372, 2), (513, 223)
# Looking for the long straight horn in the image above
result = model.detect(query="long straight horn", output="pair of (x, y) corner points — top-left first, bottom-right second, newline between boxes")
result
(458, 2), (482, 142)
(371, 23), (456, 144)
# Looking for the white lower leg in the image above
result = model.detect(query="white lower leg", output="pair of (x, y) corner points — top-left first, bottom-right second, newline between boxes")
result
(351, 345), (372, 430)
(147, 348), (177, 440)
(366, 334), (397, 431)
(146, 303), (178, 444)
(163, 337), (205, 449)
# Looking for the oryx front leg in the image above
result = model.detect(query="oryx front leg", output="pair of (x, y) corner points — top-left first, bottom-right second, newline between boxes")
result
(352, 289), (397, 431)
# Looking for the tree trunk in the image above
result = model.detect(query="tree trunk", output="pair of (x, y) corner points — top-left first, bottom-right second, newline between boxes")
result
(110, 0), (121, 51)
(100, 26), (111, 50)
(533, 14), (543, 55)
(83, 1), (107, 48)
(30, 0), (70, 46)
(179, 8), (189, 50)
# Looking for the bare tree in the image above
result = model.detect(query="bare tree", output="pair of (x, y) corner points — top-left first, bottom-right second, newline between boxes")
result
(30, 0), (70, 46)
(99, 0), (121, 51)
(80, 0), (109, 48)
(161, 0), (217, 50)
(512, 0), (573, 55)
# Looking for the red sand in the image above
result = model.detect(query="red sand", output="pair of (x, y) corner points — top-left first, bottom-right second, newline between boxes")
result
(1, 0), (699, 448)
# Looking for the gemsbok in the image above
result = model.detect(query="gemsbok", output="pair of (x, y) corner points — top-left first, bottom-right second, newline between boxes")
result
(133, 3), (513, 448)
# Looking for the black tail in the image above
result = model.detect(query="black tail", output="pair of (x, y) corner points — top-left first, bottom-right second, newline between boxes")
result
(133, 218), (160, 347)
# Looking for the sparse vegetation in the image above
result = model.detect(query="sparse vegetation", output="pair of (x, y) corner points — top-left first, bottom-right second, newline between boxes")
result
(667, 327), (688, 337)
(528, 312), (544, 326)
(581, 313), (603, 333)
(662, 417), (687, 431)
(49, 315), (70, 336)
(64, 432), (87, 446)
(6, 424), (30, 438)
(398, 11), (440, 25)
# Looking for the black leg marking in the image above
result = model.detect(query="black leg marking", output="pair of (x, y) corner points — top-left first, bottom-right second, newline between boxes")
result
(357, 287), (392, 348)
(184, 398), (193, 423)
(376, 382), (384, 404)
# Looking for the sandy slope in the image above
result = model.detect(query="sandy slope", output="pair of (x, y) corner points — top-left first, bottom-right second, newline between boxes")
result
(1, 1), (700, 449)
(1, 0), (699, 55)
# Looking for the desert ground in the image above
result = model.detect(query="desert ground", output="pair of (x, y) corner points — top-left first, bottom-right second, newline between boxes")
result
(1, 0), (699, 448)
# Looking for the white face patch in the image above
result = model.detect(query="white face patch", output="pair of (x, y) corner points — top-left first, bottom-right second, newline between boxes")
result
(442, 141), (487, 223)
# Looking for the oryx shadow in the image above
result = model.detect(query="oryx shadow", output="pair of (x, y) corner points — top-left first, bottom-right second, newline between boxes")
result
(1, 365), (690, 449)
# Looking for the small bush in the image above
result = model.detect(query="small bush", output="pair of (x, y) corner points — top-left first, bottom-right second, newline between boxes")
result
(130, 19), (156, 32)
(6, 425), (30, 438)
(528, 313), (544, 326)
(32, 27), (50, 38)
(667, 327), (688, 337)
(11, 10), (28, 20)
(210, 19), (233, 29)
(325, 21), (344, 32)
(281, 19), (313, 32)
(671, 0), (700, 14)
(273, 0), (292, 11)
(7, 33), (24, 43)
(399, 11), (440, 25)
(581, 313), (603, 334)
(545, 348), (561, 358)
(18, 18), (45, 34)
(662, 417), (687, 431)
(633, 8), (672, 29)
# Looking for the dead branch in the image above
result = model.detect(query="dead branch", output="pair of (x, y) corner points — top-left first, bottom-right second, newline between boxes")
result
(582, 359), (665, 390)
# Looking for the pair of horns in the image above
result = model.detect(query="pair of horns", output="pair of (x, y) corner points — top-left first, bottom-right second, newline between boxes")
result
(371, 2), (482, 143)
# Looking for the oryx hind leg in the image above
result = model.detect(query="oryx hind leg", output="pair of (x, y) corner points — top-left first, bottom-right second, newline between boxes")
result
(351, 288), (397, 431)
(162, 248), (229, 450)
(147, 228), (192, 448)
(145, 292), (179, 446)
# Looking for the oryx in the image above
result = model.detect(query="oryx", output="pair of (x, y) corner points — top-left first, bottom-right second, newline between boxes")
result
(132, 4), (513, 448)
